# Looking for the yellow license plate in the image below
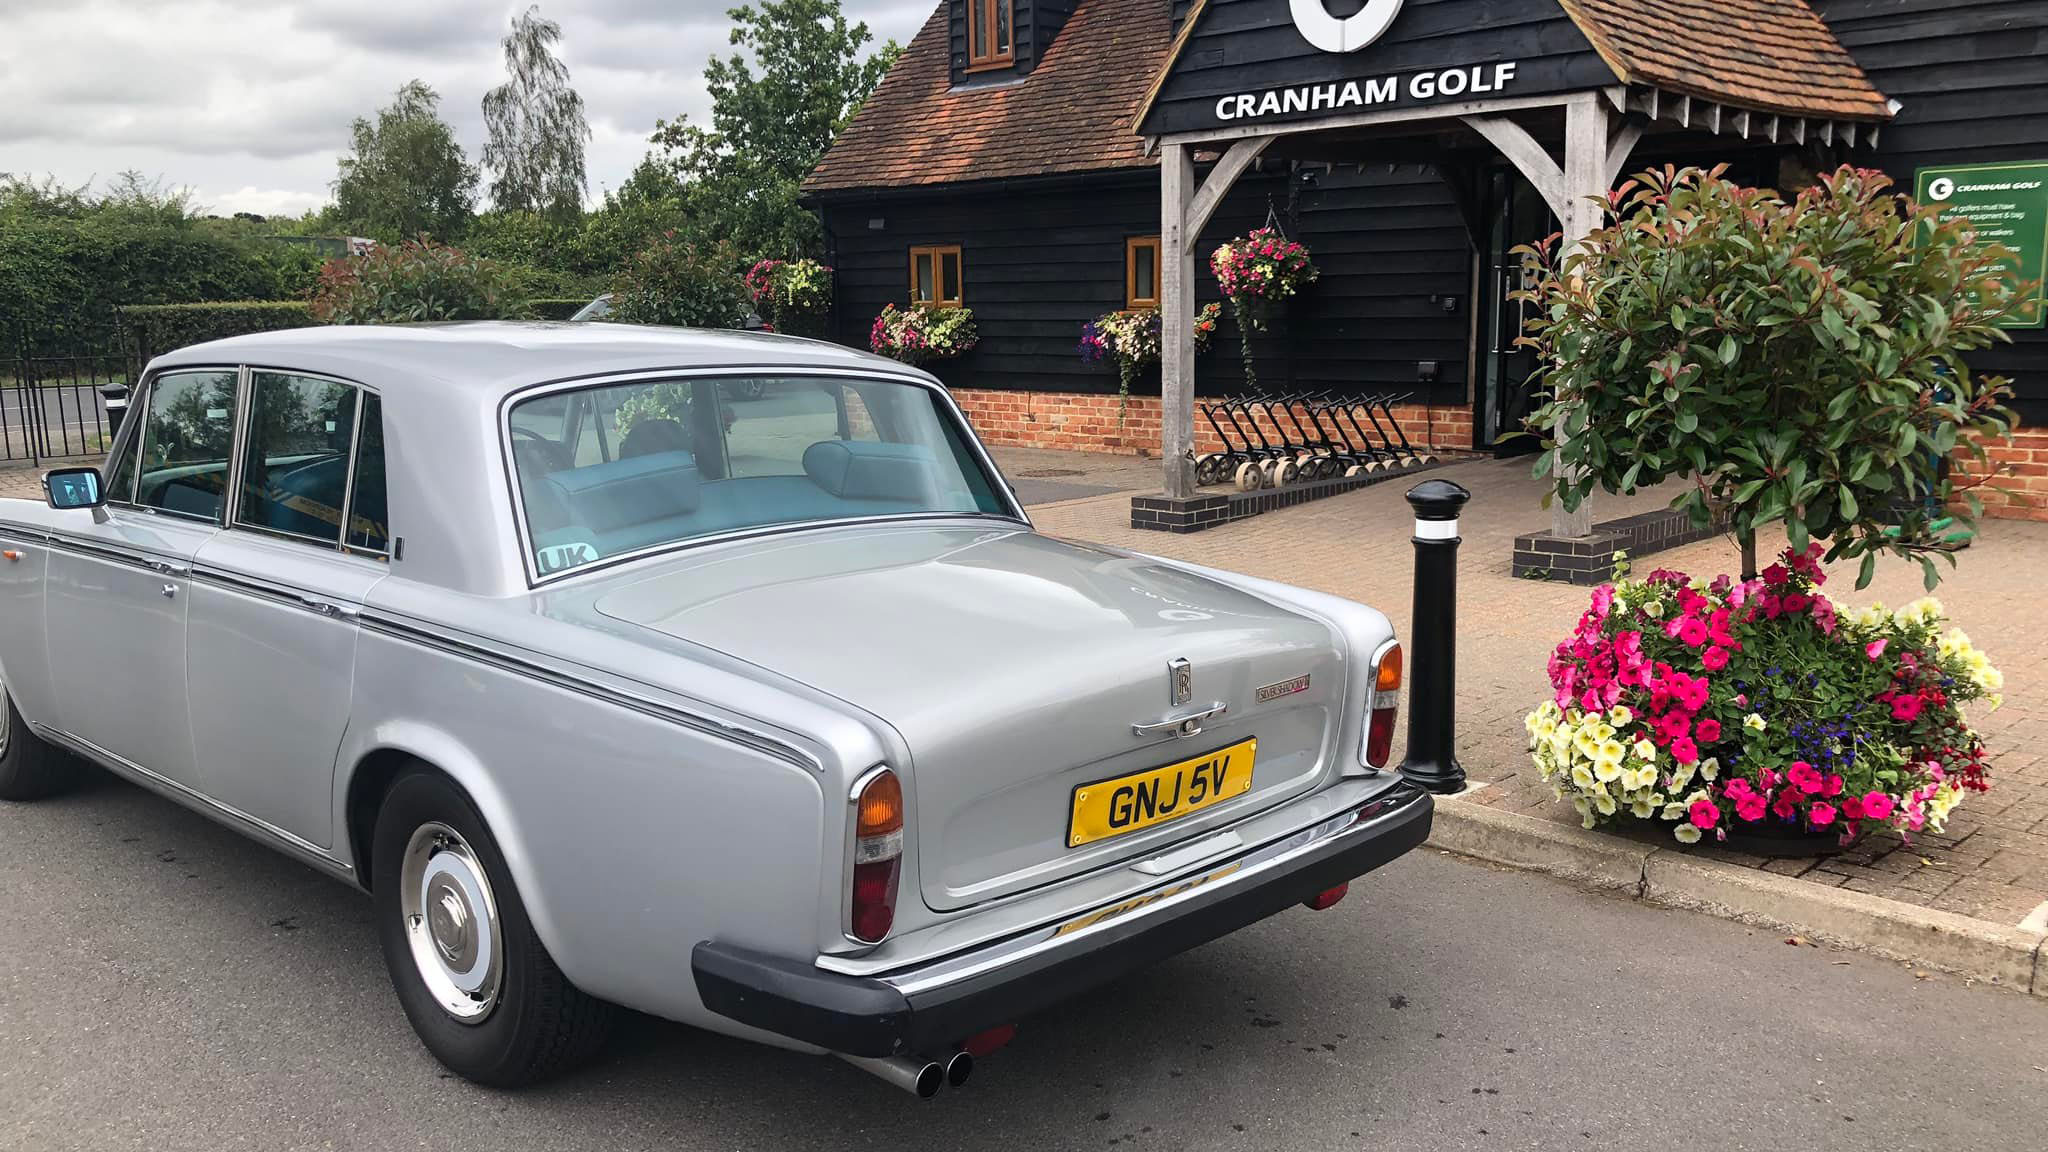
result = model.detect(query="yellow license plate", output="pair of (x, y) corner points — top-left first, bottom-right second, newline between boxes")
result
(1068, 738), (1256, 848)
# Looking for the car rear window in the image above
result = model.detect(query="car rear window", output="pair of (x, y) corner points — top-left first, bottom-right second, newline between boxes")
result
(507, 375), (1013, 577)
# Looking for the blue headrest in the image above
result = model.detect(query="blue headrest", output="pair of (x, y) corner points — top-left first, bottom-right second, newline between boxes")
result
(802, 440), (940, 503)
(544, 450), (701, 533)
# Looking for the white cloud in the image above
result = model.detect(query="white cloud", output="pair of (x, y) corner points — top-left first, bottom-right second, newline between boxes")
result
(0, 0), (934, 216)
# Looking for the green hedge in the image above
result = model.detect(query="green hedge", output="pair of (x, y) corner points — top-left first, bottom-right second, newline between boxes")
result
(526, 297), (593, 320)
(2, 222), (313, 355)
(118, 301), (318, 362)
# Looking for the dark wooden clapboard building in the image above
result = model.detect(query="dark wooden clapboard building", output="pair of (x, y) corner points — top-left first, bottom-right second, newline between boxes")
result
(805, 0), (2048, 518)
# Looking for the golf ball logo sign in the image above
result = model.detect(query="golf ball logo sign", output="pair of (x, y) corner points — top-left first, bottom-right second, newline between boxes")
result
(1289, 0), (1405, 54)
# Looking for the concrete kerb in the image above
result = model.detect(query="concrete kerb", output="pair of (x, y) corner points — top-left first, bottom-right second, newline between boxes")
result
(1427, 791), (2048, 997)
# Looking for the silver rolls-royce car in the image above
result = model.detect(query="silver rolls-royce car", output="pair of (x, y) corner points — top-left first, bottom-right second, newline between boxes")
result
(0, 324), (1429, 1095)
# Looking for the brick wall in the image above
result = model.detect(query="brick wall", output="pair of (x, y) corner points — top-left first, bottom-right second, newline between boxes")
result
(949, 388), (1475, 458)
(1959, 426), (2048, 523)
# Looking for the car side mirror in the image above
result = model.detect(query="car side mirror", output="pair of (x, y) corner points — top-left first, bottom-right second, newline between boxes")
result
(43, 466), (106, 512)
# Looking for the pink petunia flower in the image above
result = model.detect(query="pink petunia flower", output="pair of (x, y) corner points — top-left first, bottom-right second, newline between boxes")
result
(1678, 618), (1711, 648)
(1787, 761), (1823, 794)
(1688, 798), (1720, 829)
(1891, 695), (1924, 722)
(1695, 718), (1722, 743)
(1701, 646), (1729, 671)
(1866, 639), (1888, 661)
(1860, 791), (1895, 820)
(1809, 802), (1837, 827)
(1671, 737), (1699, 764)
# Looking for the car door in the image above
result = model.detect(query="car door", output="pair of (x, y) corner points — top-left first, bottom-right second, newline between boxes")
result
(187, 373), (389, 848)
(43, 368), (239, 786)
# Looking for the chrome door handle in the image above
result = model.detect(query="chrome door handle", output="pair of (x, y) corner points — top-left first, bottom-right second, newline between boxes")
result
(161, 583), (177, 598)
(1132, 702), (1228, 739)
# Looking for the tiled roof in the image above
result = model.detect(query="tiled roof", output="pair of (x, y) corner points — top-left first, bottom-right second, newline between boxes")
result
(803, 0), (1170, 194)
(1558, 0), (1892, 121)
(807, 0), (1889, 195)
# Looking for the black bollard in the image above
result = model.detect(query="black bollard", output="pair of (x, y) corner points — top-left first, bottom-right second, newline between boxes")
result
(1400, 478), (1470, 794)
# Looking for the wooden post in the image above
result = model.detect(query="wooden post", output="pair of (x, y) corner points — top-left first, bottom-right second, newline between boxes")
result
(1160, 141), (1197, 499)
(1547, 94), (1612, 539)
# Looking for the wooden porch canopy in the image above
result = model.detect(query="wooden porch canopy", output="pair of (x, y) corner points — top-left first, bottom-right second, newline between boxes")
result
(1135, 0), (1893, 534)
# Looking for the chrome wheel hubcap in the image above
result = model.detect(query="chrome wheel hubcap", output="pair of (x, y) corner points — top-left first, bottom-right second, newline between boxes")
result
(400, 822), (502, 1023)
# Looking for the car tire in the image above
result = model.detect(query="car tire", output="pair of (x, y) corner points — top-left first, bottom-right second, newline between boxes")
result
(0, 680), (77, 801)
(372, 769), (616, 1087)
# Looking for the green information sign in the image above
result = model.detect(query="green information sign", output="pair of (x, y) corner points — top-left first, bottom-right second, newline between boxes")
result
(1915, 161), (2048, 330)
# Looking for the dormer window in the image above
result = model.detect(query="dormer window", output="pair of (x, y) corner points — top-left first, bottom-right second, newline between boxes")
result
(967, 0), (1014, 69)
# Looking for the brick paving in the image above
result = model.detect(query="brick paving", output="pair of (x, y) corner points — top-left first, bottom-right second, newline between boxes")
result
(1031, 455), (2048, 930)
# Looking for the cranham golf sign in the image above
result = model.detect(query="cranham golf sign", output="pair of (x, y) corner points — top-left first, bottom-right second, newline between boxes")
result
(1212, 0), (1524, 125)
(1215, 62), (1523, 123)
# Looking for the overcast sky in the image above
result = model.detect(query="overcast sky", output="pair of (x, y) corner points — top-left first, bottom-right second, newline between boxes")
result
(0, 0), (932, 217)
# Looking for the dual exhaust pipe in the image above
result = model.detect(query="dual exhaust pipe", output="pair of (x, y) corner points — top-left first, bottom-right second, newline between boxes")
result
(836, 1049), (974, 1099)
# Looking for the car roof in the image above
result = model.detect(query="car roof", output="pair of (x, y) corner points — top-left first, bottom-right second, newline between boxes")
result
(147, 322), (918, 395)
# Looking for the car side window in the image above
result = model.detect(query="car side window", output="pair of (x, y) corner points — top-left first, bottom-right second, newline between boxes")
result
(346, 393), (388, 554)
(235, 371), (359, 546)
(138, 370), (240, 521)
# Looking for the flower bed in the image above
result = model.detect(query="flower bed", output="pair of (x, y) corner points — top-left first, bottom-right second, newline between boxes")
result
(870, 303), (977, 365)
(1527, 546), (2000, 848)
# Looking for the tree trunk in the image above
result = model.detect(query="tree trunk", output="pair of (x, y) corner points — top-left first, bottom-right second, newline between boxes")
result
(1739, 528), (1759, 581)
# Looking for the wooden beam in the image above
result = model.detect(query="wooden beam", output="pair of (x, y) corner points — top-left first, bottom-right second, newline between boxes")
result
(1151, 90), (1580, 150)
(1159, 142), (1198, 500)
(1182, 139), (1270, 254)
(1606, 120), (1645, 186)
(1734, 110), (1752, 140)
(1550, 94), (1613, 540)
(1842, 122), (1859, 148)
(1462, 114), (1568, 221)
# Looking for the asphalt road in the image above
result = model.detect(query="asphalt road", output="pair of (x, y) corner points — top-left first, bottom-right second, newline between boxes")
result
(3, 771), (2044, 1152)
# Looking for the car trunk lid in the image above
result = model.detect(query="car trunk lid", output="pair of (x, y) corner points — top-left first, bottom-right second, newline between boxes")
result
(590, 524), (1346, 911)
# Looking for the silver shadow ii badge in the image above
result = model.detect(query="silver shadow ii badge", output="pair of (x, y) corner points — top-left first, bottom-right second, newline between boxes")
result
(1255, 674), (1311, 704)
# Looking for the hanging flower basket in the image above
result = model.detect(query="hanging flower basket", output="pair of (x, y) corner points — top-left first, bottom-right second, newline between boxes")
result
(1526, 546), (2000, 854)
(1077, 304), (1221, 425)
(744, 257), (833, 338)
(870, 304), (977, 366)
(1209, 227), (1316, 388)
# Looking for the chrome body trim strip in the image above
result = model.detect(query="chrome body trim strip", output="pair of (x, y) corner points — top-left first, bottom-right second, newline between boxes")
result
(357, 611), (824, 775)
(34, 724), (354, 881)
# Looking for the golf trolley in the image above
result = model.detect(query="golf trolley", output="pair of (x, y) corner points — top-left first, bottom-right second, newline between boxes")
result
(1195, 390), (1438, 490)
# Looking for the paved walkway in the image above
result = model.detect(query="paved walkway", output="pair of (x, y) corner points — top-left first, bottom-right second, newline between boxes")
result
(1032, 457), (2048, 930)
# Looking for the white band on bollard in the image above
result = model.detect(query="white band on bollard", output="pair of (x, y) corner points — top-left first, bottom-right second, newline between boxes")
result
(1414, 518), (1459, 541)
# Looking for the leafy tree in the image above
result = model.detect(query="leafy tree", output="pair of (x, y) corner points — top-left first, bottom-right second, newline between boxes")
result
(643, 0), (899, 258)
(1522, 165), (2025, 590)
(482, 5), (591, 220)
(332, 81), (478, 242)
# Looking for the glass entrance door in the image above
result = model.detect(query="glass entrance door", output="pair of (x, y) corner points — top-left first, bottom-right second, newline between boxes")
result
(1478, 170), (1557, 452)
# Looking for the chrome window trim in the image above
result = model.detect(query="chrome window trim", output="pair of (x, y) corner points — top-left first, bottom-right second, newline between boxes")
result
(121, 364), (243, 525)
(496, 365), (1031, 589)
(357, 608), (824, 775)
(228, 367), (385, 555)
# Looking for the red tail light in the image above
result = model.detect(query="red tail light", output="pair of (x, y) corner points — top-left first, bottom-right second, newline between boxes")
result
(1365, 644), (1402, 769)
(850, 769), (904, 944)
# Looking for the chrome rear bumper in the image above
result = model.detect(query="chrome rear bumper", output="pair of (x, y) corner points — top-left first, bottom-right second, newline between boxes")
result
(691, 779), (1432, 1057)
